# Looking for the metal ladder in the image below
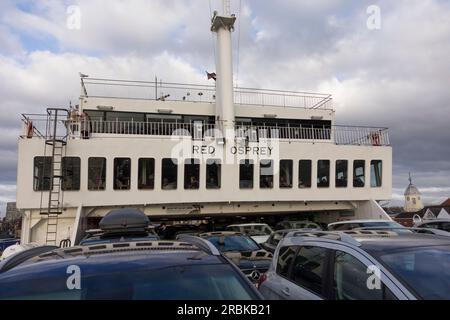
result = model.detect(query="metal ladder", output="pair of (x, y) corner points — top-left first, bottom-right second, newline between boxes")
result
(41, 108), (68, 245)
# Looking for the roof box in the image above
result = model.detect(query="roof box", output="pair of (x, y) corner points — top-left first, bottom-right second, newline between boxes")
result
(99, 208), (149, 232)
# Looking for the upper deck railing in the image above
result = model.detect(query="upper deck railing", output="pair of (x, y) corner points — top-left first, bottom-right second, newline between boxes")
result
(21, 115), (389, 146)
(81, 78), (333, 110)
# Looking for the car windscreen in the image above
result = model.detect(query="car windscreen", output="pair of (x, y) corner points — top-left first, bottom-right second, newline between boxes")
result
(379, 246), (450, 300)
(0, 264), (258, 300)
(206, 235), (261, 252)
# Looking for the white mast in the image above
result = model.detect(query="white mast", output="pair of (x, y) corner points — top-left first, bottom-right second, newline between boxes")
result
(211, 0), (236, 135)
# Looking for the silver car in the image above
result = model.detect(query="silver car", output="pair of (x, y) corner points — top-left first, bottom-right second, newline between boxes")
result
(414, 219), (450, 233)
(258, 230), (450, 300)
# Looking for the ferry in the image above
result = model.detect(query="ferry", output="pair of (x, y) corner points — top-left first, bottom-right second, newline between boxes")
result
(16, 2), (392, 246)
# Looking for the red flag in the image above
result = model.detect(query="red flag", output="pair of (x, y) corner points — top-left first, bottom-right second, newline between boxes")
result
(206, 71), (216, 81)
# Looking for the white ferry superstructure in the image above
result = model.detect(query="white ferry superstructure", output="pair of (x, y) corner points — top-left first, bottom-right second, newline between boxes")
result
(16, 4), (392, 245)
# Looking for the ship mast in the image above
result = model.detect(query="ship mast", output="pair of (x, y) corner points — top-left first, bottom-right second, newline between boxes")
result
(211, 0), (236, 137)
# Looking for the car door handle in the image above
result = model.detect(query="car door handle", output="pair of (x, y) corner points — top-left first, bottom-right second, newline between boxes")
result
(281, 288), (290, 296)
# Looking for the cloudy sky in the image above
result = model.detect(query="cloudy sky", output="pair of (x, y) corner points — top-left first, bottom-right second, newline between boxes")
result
(1, 0), (449, 215)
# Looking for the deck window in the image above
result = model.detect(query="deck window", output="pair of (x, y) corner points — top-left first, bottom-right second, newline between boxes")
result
(62, 157), (80, 191)
(88, 157), (106, 190)
(162, 158), (178, 190)
(239, 160), (254, 189)
(184, 158), (200, 189)
(353, 160), (365, 188)
(370, 160), (382, 187)
(335, 160), (348, 188)
(33, 157), (52, 191)
(260, 160), (274, 189)
(138, 158), (155, 189)
(280, 160), (293, 188)
(114, 158), (131, 190)
(206, 159), (221, 189)
(317, 160), (330, 188)
(299, 160), (312, 188)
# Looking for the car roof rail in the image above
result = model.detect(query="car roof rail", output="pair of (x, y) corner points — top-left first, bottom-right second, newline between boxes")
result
(285, 230), (362, 247)
(0, 245), (58, 274)
(177, 235), (221, 256)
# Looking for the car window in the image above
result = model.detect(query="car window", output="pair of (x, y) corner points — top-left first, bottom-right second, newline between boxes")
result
(330, 223), (350, 231)
(440, 222), (450, 232)
(333, 251), (396, 300)
(276, 246), (297, 278)
(291, 246), (328, 297)
(0, 264), (257, 300)
(205, 235), (260, 252)
(379, 246), (450, 300)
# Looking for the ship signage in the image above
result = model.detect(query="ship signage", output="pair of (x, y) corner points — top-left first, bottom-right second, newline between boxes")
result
(192, 145), (273, 156)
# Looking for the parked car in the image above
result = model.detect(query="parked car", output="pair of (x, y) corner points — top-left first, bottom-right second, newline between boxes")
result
(226, 223), (274, 244)
(274, 221), (322, 231)
(159, 224), (202, 240)
(414, 219), (450, 233)
(327, 219), (404, 231)
(261, 229), (315, 253)
(79, 208), (159, 245)
(183, 232), (272, 284)
(0, 235), (20, 255)
(259, 230), (450, 300)
(0, 237), (263, 300)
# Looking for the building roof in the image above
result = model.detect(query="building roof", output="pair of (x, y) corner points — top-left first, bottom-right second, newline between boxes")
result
(394, 206), (450, 219)
(440, 198), (450, 207)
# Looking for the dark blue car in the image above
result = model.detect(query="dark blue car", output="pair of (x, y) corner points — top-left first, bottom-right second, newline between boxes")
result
(0, 238), (262, 300)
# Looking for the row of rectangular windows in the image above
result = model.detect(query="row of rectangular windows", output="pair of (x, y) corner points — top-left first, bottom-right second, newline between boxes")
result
(33, 157), (383, 191)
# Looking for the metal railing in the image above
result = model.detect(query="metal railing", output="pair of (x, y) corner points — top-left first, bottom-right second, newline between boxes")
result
(21, 116), (389, 146)
(82, 78), (333, 110)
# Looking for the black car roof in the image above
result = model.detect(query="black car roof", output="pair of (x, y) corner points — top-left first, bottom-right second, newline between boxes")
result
(0, 240), (222, 275)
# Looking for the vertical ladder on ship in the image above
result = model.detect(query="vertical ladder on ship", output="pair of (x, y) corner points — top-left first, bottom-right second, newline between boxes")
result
(41, 108), (68, 246)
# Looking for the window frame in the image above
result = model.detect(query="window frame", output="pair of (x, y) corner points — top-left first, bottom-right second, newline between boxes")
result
(138, 158), (155, 190)
(353, 160), (366, 188)
(184, 158), (200, 190)
(206, 159), (221, 189)
(370, 160), (383, 188)
(239, 159), (254, 189)
(317, 160), (330, 188)
(113, 157), (131, 190)
(279, 159), (293, 189)
(298, 160), (312, 188)
(259, 159), (274, 189)
(161, 158), (178, 190)
(33, 156), (53, 191)
(335, 160), (348, 188)
(62, 157), (81, 191)
(88, 157), (107, 191)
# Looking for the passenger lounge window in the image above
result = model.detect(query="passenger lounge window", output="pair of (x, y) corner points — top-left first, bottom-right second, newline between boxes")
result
(184, 158), (200, 189)
(114, 158), (131, 190)
(298, 160), (312, 188)
(88, 157), (106, 190)
(206, 159), (221, 189)
(162, 158), (178, 190)
(370, 160), (382, 187)
(317, 160), (330, 188)
(260, 160), (274, 189)
(62, 157), (80, 191)
(33, 156), (52, 191)
(335, 160), (348, 188)
(353, 160), (365, 188)
(280, 160), (293, 188)
(239, 160), (254, 189)
(138, 158), (155, 189)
